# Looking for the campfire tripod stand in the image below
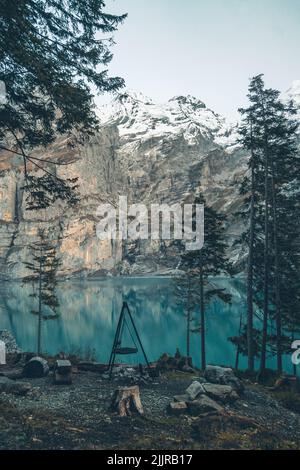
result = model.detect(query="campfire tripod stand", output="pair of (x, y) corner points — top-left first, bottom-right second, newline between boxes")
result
(107, 301), (151, 379)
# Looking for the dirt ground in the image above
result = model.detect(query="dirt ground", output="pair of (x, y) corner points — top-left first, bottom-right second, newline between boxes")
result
(1, 367), (300, 450)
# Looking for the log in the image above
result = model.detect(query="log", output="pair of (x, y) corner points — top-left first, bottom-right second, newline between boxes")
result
(110, 385), (144, 417)
(54, 359), (72, 385)
(77, 361), (108, 373)
(23, 356), (49, 378)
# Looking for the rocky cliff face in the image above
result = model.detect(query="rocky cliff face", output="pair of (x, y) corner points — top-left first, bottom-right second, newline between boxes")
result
(5, 86), (298, 279)
(97, 92), (247, 273)
(0, 128), (125, 279)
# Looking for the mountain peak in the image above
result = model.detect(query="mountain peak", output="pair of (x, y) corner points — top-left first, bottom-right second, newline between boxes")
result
(281, 80), (300, 107)
(169, 94), (206, 109)
(115, 90), (153, 106)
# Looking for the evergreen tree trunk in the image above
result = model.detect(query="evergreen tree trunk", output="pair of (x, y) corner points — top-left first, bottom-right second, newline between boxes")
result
(247, 119), (255, 371)
(186, 279), (191, 357)
(292, 331), (297, 377)
(260, 134), (270, 373)
(235, 310), (243, 370)
(271, 172), (282, 373)
(187, 306), (190, 357)
(37, 255), (43, 355)
(200, 254), (206, 371)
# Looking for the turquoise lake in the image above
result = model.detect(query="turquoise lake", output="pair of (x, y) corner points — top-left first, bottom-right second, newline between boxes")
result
(0, 277), (296, 373)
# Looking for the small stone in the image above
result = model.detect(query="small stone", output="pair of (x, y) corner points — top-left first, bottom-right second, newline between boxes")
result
(186, 381), (205, 400)
(138, 377), (149, 385)
(167, 401), (188, 415)
(173, 394), (190, 403)
(187, 395), (223, 416)
(27, 387), (42, 399)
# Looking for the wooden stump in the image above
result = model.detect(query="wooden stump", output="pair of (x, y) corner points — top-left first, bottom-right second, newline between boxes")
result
(110, 385), (144, 417)
(54, 359), (72, 385)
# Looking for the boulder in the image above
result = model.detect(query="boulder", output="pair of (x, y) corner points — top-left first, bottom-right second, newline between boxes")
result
(0, 376), (32, 396)
(187, 395), (223, 416)
(186, 381), (206, 400)
(167, 401), (188, 415)
(202, 383), (239, 403)
(204, 365), (244, 393)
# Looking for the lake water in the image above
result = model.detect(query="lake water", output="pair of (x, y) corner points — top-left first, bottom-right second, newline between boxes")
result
(0, 277), (295, 372)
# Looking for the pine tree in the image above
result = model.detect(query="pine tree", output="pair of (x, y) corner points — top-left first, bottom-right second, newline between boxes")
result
(177, 192), (232, 370)
(23, 229), (61, 354)
(238, 109), (257, 371)
(238, 74), (300, 373)
(0, 1), (126, 209)
(269, 103), (300, 371)
(174, 267), (198, 357)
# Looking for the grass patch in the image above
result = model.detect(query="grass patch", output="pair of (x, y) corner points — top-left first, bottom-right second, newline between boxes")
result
(235, 368), (280, 387)
(151, 415), (184, 426)
(192, 411), (299, 450)
(164, 371), (199, 381)
(271, 391), (300, 414)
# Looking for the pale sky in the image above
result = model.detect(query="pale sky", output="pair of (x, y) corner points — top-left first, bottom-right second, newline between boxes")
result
(96, 0), (300, 120)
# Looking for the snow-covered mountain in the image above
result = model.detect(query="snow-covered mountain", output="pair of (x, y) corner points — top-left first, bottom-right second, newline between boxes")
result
(281, 80), (300, 108)
(98, 90), (239, 151)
